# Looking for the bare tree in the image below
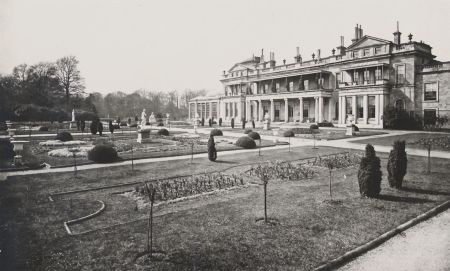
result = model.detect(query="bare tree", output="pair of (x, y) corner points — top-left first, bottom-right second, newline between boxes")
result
(55, 56), (85, 105)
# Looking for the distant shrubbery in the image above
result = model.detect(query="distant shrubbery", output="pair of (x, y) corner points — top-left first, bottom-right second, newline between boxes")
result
(236, 136), (256, 149)
(384, 107), (422, 130)
(210, 128), (223, 137)
(352, 124), (359, 132)
(309, 124), (319, 130)
(156, 128), (169, 136)
(0, 138), (15, 165)
(244, 128), (252, 134)
(283, 130), (295, 137)
(88, 145), (119, 163)
(247, 131), (261, 140)
(317, 121), (334, 127)
(55, 131), (73, 142)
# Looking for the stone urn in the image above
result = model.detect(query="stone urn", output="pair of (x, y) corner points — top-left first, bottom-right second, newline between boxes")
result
(263, 113), (271, 130)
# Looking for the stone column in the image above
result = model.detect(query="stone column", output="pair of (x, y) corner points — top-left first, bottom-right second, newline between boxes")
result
(188, 103), (191, 119)
(379, 94), (384, 126)
(209, 102), (213, 119)
(270, 99), (274, 121)
(258, 100), (263, 121)
(195, 102), (198, 117)
(314, 97), (319, 122)
(375, 95), (380, 125)
(318, 96), (324, 122)
(352, 95), (357, 123)
(245, 101), (250, 120)
(363, 95), (368, 124)
(341, 96), (346, 124)
(299, 97), (303, 122)
(284, 98), (289, 123)
(328, 98), (333, 122)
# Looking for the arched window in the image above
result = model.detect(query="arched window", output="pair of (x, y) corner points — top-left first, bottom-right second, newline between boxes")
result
(395, 99), (405, 110)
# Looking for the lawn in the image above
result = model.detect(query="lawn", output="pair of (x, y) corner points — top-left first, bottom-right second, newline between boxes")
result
(1, 146), (449, 270)
(352, 132), (450, 151)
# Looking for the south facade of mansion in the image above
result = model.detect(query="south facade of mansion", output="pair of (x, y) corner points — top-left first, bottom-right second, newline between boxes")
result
(189, 24), (450, 128)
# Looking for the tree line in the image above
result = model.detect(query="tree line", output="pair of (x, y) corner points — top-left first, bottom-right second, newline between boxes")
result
(0, 56), (207, 122)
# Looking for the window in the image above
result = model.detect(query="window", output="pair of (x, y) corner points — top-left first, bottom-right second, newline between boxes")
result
(346, 97), (353, 115)
(353, 51), (359, 58)
(264, 84), (268, 94)
(395, 99), (404, 110)
(303, 102), (309, 118)
(375, 68), (382, 80)
(357, 96), (364, 118)
(368, 96), (376, 118)
(336, 72), (341, 85)
(363, 49), (370, 56)
(396, 64), (406, 84)
(374, 47), (382, 54)
(424, 109), (437, 126)
(424, 82), (438, 101)
(275, 83), (280, 92)
(234, 102), (238, 117)
(363, 70), (370, 83)
(304, 80), (309, 90)
(353, 71), (359, 84)
(289, 81), (293, 91)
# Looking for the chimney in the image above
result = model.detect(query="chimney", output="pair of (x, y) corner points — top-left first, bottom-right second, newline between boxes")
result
(359, 25), (363, 38)
(337, 36), (346, 56)
(295, 47), (302, 63)
(317, 49), (321, 60)
(260, 49), (265, 63)
(352, 24), (359, 43)
(393, 21), (402, 45)
(269, 52), (276, 67)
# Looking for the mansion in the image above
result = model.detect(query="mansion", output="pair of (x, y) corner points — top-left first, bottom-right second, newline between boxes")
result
(189, 24), (450, 128)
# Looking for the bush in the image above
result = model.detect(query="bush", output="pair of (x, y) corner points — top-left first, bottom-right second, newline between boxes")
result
(231, 118), (235, 129)
(384, 106), (422, 130)
(55, 131), (73, 142)
(108, 121), (114, 134)
(38, 126), (49, 132)
(90, 121), (98, 135)
(247, 131), (261, 140)
(310, 124), (319, 130)
(120, 121), (128, 126)
(244, 128), (252, 134)
(235, 136), (256, 149)
(210, 128), (223, 137)
(97, 121), (103, 136)
(283, 130), (295, 137)
(157, 122), (164, 127)
(358, 144), (382, 198)
(352, 124), (359, 132)
(207, 136), (217, 162)
(387, 140), (407, 189)
(76, 111), (98, 121)
(219, 118), (222, 126)
(87, 144), (119, 163)
(317, 121), (334, 127)
(0, 138), (15, 164)
(156, 128), (169, 136)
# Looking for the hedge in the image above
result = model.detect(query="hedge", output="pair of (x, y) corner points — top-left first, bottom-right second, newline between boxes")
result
(235, 136), (256, 149)
(55, 131), (73, 142)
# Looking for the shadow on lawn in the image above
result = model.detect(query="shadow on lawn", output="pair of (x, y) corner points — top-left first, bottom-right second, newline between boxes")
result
(213, 160), (237, 164)
(377, 194), (432, 204)
(400, 187), (450, 197)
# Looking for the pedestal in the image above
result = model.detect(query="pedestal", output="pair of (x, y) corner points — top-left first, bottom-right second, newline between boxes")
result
(263, 120), (271, 130)
(13, 155), (23, 166)
(69, 121), (77, 129)
(345, 125), (355, 136)
(137, 130), (150, 143)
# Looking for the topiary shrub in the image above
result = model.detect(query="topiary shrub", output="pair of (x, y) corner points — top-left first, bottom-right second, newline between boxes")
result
(109, 121), (114, 134)
(235, 136), (256, 149)
(157, 122), (164, 127)
(38, 126), (49, 132)
(317, 121), (334, 127)
(352, 124), (359, 132)
(156, 128), (169, 136)
(219, 118), (222, 126)
(90, 121), (98, 135)
(0, 138), (15, 165)
(387, 140), (407, 189)
(207, 136), (217, 161)
(248, 131), (261, 140)
(244, 128), (252, 134)
(87, 144), (119, 163)
(55, 131), (73, 142)
(358, 144), (382, 198)
(210, 128), (223, 137)
(97, 121), (103, 136)
(310, 124), (319, 130)
(201, 118), (205, 126)
(283, 130), (295, 137)
(231, 118), (235, 129)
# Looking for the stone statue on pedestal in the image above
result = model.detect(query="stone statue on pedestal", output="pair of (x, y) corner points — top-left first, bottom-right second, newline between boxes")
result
(193, 113), (200, 133)
(346, 114), (355, 136)
(72, 109), (76, 122)
(140, 109), (147, 127)
(263, 112), (271, 130)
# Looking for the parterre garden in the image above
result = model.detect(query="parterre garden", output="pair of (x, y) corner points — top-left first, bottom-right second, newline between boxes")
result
(1, 142), (450, 270)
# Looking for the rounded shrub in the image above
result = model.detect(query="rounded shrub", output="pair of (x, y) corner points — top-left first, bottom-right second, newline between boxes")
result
(244, 128), (252, 134)
(387, 140), (407, 189)
(310, 124), (319, 130)
(157, 122), (164, 127)
(283, 130), (295, 137)
(156, 128), (169, 136)
(55, 131), (73, 142)
(235, 136), (256, 149)
(247, 131), (261, 140)
(352, 124), (359, 132)
(87, 144), (119, 163)
(210, 128), (223, 137)
(90, 121), (98, 135)
(357, 144), (382, 198)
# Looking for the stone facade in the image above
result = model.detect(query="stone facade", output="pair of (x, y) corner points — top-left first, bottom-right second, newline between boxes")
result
(189, 24), (450, 128)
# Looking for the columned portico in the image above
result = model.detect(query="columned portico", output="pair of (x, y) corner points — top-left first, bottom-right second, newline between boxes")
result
(270, 99), (274, 121)
(299, 97), (303, 122)
(258, 100), (263, 121)
(284, 99), (288, 123)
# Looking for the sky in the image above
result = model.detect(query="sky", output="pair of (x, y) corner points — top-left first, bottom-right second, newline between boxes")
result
(1, 0), (450, 95)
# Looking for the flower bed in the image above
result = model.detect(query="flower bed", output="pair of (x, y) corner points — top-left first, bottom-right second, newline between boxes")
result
(412, 136), (450, 150)
(39, 140), (87, 147)
(48, 146), (94, 158)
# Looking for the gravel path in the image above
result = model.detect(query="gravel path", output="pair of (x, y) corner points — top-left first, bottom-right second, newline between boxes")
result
(338, 209), (450, 271)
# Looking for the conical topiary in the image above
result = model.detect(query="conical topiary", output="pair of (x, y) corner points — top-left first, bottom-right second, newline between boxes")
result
(207, 135), (217, 161)
(357, 144), (382, 198)
(387, 140), (407, 188)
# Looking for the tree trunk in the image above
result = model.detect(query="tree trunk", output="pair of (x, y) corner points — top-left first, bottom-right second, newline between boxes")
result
(264, 182), (267, 223)
(427, 145), (431, 173)
(329, 170), (332, 199)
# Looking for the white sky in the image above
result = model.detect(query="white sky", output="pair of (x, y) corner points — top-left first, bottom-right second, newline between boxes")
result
(1, 0), (450, 95)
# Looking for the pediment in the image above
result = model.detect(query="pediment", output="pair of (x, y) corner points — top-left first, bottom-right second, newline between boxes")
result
(347, 36), (391, 50)
(228, 63), (256, 73)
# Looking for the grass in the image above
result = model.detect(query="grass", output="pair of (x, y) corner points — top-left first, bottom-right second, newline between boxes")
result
(1, 147), (450, 270)
(353, 132), (450, 151)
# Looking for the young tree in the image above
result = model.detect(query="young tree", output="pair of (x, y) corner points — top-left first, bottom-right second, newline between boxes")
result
(143, 182), (156, 256)
(387, 140), (407, 188)
(253, 164), (272, 223)
(55, 56), (85, 105)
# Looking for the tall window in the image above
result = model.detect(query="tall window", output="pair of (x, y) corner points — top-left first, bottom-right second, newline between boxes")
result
(303, 102), (309, 118)
(289, 81), (294, 91)
(357, 96), (364, 118)
(264, 84), (268, 94)
(353, 51), (359, 58)
(346, 97), (353, 115)
(353, 71), (359, 84)
(234, 102), (238, 117)
(275, 83), (280, 92)
(375, 68), (382, 80)
(424, 82), (438, 101)
(396, 64), (406, 84)
(368, 96), (376, 118)
(363, 49), (370, 56)
(304, 80), (309, 90)
(363, 70), (370, 83)
(336, 72), (341, 85)
(374, 47), (382, 54)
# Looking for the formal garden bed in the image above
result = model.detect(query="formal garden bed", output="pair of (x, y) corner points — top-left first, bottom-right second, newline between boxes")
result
(353, 133), (450, 151)
(1, 145), (450, 270)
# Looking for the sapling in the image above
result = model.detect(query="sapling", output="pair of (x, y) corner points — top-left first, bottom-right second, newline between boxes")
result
(144, 182), (156, 256)
(253, 164), (272, 223)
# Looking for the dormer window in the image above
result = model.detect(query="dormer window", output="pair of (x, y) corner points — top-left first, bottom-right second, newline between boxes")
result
(374, 47), (382, 54)
(353, 51), (359, 58)
(363, 49), (370, 56)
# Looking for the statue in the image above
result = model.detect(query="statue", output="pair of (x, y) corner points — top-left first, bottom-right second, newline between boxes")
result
(149, 112), (156, 124)
(193, 113), (200, 133)
(346, 114), (355, 136)
(166, 113), (170, 125)
(140, 109), (147, 127)
(71, 109), (76, 122)
(263, 112), (271, 130)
